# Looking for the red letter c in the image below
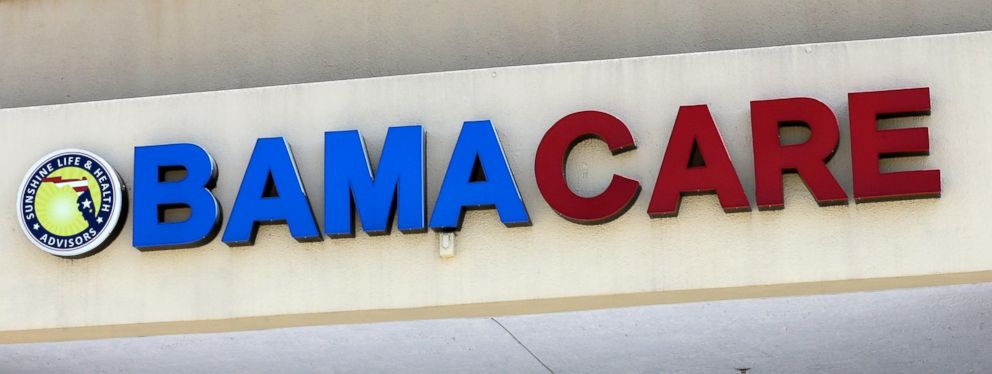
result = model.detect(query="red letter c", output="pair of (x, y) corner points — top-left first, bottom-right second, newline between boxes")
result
(535, 111), (641, 224)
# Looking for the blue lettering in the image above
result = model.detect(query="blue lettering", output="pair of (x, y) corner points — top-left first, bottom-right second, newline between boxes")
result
(133, 143), (221, 250)
(222, 137), (321, 245)
(325, 125), (426, 237)
(429, 120), (530, 230)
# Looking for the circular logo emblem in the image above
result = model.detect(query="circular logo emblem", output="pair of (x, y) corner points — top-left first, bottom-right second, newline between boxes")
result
(17, 149), (125, 257)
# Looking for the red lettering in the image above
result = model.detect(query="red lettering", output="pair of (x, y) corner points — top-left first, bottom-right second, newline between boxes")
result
(648, 105), (750, 217)
(849, 87), (939, 202)
(535, 111), (640, 224)
(751, 98), (847, 209)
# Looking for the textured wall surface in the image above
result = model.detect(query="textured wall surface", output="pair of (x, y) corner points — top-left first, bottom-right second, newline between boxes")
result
(1, 0), (991, 109)
(0, 32), (989, 339)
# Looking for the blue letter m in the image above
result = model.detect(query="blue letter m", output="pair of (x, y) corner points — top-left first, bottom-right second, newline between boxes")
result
(325, 125), (426, 237)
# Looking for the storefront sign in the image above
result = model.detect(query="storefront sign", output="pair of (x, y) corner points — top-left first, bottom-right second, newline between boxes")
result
(17, 88), (939, 257)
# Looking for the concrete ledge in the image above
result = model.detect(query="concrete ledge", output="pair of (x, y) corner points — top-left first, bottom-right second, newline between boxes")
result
(4, 271), (990, 344)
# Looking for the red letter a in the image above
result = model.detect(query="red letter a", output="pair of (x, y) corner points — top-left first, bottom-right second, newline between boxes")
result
(649, 105), (750, 217)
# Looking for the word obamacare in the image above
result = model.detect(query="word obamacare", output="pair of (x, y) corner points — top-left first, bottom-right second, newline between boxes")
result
(131, 87), (939, 250)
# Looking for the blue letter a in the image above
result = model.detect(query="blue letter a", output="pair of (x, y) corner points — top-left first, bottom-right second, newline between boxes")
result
(429, 120), (530, 231)
(222, 137), (321, 246)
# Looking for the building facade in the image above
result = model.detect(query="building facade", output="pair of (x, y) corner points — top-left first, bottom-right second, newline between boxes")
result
(2, 1), (992, 372)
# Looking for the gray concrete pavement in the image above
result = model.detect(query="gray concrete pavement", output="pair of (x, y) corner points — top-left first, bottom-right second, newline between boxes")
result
(2, 282), (990, 373)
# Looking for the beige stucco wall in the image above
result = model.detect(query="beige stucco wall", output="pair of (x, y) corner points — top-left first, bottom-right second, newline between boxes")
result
(1, 32), (990, 341)
(2, 0), (991, 109)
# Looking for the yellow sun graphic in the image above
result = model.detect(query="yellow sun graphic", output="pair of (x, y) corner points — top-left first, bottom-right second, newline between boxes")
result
(34, 167), (102, 236)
